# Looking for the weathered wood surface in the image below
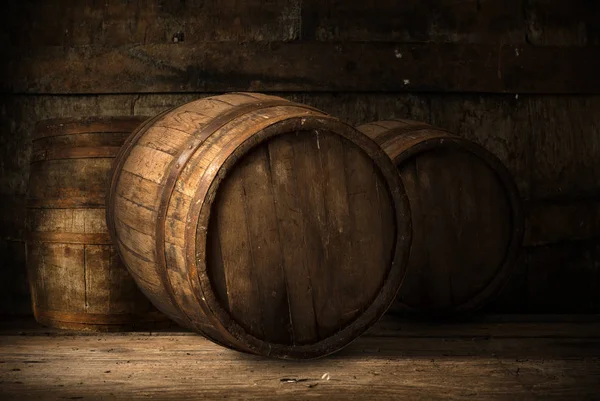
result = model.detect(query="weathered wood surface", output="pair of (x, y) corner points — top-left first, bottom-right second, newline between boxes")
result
(2, 0), (597, 46)
(523, 199), (600, 246)
(0, 0), (302, 47)
(0, 318), (599, 401)
(302, 0), (600, 45)
(108, 93), (410, 358)
(359, 119), (523, 314)
(2, 94), (600, 315)
(523, 0), (600, 46)
(525, 239), (600, 314)
(26, 117), (167, 331)
(3, 43), (599, 94)
(301, 0), (524, 42)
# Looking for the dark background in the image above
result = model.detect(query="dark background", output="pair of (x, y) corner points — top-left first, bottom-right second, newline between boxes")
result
(1, 0), (599, 316)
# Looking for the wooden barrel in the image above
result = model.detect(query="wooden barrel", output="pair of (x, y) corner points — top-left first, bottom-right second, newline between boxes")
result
(107, 93), (412, 358)
(357, 119), (523, 315)
(27, 116), (167, 331)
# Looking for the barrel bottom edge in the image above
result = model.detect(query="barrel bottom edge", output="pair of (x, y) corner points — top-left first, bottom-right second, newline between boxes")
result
(32, 308), (175, 332)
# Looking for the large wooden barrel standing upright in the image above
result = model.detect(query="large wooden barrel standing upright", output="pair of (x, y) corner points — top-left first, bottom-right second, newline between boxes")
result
(358, 119), (523, 315)
(107, 93), (412, 358)
(27, 117), (167, 331)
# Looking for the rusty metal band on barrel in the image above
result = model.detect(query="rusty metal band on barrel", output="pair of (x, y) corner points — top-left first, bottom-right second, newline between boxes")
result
(154, 100), (326, 344)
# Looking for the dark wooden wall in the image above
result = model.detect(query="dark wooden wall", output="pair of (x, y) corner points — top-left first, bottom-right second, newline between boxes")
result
(1, 0), (599, 315)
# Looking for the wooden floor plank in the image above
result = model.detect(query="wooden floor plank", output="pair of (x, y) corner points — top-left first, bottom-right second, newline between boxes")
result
(0, 318), (599, 400)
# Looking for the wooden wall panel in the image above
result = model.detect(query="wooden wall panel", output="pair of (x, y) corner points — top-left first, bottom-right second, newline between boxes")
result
(3, 43), (599, 94)
(483, 239), (600, 314)
(301, 0), (524, 43)
(1, 0), (301, 47)
(3, 0), (597, 47)
(524, 199), (600, 246)
(527, 97), (600, 200)
(524, 0), (600, 46)
(525, 239), (600, 313)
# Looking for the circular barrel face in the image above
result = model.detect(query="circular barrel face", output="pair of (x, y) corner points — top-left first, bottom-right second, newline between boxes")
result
(395, 146), (513, 312)
(205, 129), (398, 346)
(357, 120), (523, 315)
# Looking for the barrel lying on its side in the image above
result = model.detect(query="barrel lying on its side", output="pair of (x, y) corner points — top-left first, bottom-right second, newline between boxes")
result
(107, 93), (412, 358)
(358, 119), (523, 315)
(27, 117), (167, 331)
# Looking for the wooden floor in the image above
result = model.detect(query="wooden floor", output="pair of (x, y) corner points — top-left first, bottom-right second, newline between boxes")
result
(0, 316), (599, 401)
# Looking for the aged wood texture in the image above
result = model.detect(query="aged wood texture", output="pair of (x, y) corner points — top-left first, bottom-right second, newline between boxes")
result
(108, 93), (411, 358)
(526, 239), (600, 313)
(301, 0), (525, 42)
(2, 93), (600, 315)
(0, 0), (301, 47)
(3, 43), (600, 94)
(358, 119), (523, 314)
(0, 317), (599, 401)
(524, 0), (600, 46)
(524, 199), (600, 246)
(26, 117), (167, 331)
(3, 0), (597, 47)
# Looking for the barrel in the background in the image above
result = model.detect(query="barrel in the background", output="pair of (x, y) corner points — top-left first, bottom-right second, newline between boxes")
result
(27, 116), (167, 331)
(358, 119), (523, 315)
(107, 93), (412, 358)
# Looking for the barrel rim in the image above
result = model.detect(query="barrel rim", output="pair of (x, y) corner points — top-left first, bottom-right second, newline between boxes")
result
(358, 120), (525, 315)
(189, 115), (412, 359)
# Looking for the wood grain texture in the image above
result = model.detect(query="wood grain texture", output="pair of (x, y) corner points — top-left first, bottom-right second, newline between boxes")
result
(358, 120), (523, 315)
(26, 117), (166, 331)
(3, 93), (600, 315)
(0, 317), (599, 401)
(108, 93), (411, 358)
(526, 239), (600, 313)
(526, 96), (600, 200)
(524, 199), (600, 246)
(4, 0), (596, 47)
(301, 0), (524, 42)
(1, 0), (301, 47)
(524, 0), (600, 46)
(3, 43), (599, 94)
